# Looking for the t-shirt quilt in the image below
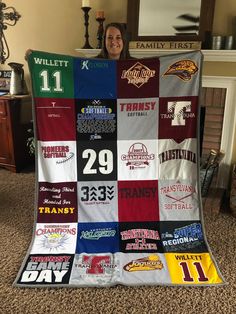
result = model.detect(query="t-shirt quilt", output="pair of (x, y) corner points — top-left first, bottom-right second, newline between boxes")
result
(14, 50), (225, 287)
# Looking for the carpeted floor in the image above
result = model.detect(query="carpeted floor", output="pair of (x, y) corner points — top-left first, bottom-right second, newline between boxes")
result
(0, 166), (235, 314)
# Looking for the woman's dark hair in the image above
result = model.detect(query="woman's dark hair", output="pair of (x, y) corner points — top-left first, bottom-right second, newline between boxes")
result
(96, 22), (132, 59)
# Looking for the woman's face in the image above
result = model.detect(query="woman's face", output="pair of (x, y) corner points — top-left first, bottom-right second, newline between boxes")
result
(105, 26), (124, 60)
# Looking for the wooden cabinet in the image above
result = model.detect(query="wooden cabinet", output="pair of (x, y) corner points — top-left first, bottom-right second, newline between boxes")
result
(0, 95), (33, 172)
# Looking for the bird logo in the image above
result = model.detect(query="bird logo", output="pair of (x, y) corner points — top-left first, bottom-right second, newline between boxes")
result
(163, 59), (198, 81)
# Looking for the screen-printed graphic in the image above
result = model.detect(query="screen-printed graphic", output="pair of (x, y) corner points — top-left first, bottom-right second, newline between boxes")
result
(78, 181), (118, 222)
(76, 99), (117, 141)
(118, 180), (159, 222)
(158, 138), (197, 180)
(118, 140), (157, 181)
(30, 223), (77, 254)
(35, 98), (76, 141)
(76, 222), (119, 253)
(165, 253), (223, 285)
(38, 140), (77, 182)
(77, 140), (117, 182)
(119, 253), (171, 285)
(159, 97), (198, 142)
(119, 222), (163, 253)
(158, 179), (199, 221)
(37, 182), (77, 223)
(74, 58), (117, 99)
(160, 221), (207, 253)
(69, 253), (120, 286)
(163, 59), (198, 81)
(17, 254), (74, 285)
(159, 51), (201, 98)
(117, 59), (160, 98)
(117, 97), (158, 140)
(28, 51), (74, 99)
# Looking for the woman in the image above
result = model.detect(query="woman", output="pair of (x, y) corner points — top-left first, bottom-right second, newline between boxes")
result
(96, 22), (132, 60)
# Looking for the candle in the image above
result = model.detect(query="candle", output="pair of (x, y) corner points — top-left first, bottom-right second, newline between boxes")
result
(82, 0), (90, 8)
(96, 11), (105, 19)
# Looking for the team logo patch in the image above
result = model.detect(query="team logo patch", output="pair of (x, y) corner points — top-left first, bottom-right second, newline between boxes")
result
(121, 62), (156, 88)
(37, 101), (68, 119)
(37, 182), (78, 223)
(80, 60), (108, 70)
(123, 254), (163, 272)
(121, 228), (160, 251)
(39, 232), (69, 251)
(69, 254), (120, 285)
(80, 228), (116, 240)
(41, 144), (74, 164)
(119, 100), (156, 117)
(77, 99), (116, 140)
(159, 148), (196, 164)
(121, 142), (155, 169)
(163, 59), (198, 81)
(19, 254), (74, 284)
(160, 181), (196, 210)
(81, 255), (116, 274)
(31, 223), (77, 254)
(161, 222), (206, 252)
(77, 222), (119, 253)
(166, 101), (194, 126)
(119, 185), (158, 199)
(73, 254), (118, 276)
(80, 184), (115, 204)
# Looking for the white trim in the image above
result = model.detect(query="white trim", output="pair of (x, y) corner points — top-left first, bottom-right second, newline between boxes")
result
(202, 76), (236, 188)
(202, 50), (236, 62)
(75, 49), (236, 62)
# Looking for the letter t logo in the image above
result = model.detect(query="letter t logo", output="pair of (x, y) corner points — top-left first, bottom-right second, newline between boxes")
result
(168, 101), (191, 126)
(83, 255), (111, 274)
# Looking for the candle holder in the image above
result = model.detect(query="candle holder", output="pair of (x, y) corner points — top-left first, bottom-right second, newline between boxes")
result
(96, 17), (105, 49)
(0, 2), (21, 64)
(81, 6), (93, 49)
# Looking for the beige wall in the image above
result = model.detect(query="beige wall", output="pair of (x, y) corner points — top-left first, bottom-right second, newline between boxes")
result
(1, 0), (127, 74)
(202, 0), (236, 75)
(212, 0), (236, 35)
(1, 0), (236, 160)
(2, 0), (236, 76)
